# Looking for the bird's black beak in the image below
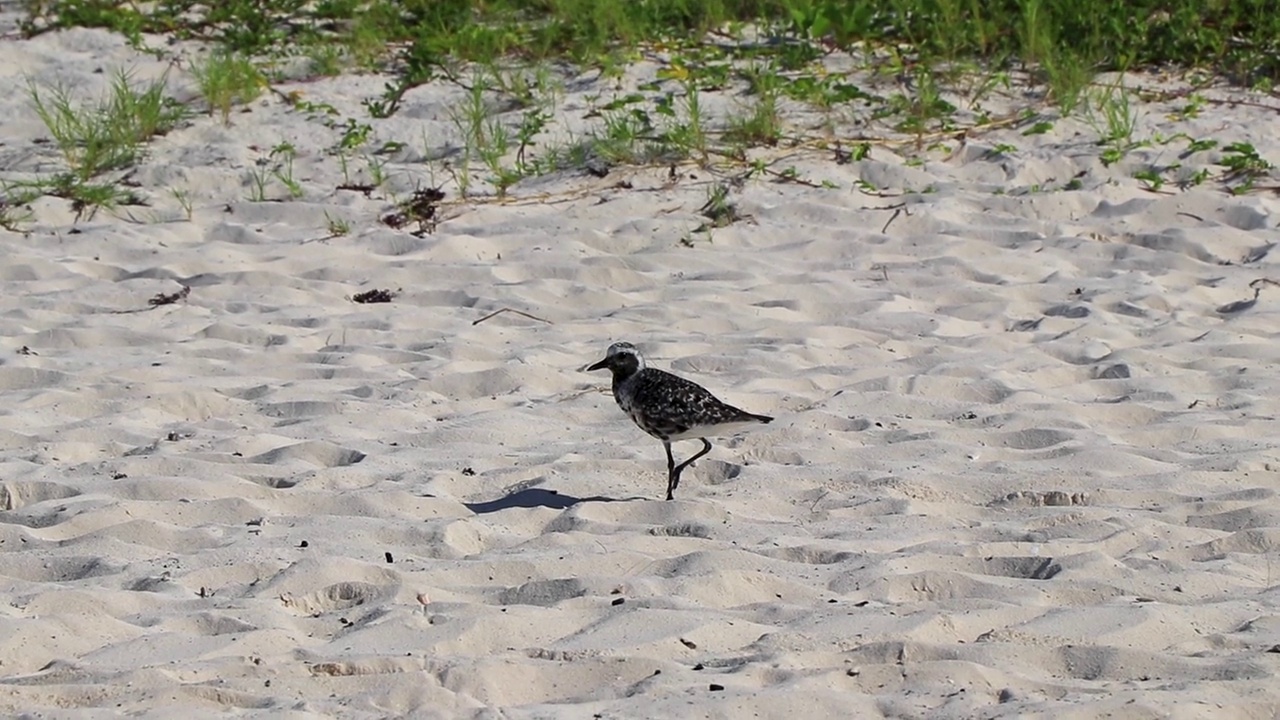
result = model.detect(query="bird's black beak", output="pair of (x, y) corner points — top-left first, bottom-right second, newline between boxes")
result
(587, 358), (609, 372)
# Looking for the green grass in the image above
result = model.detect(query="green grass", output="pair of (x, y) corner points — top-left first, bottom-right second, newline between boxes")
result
(170, 187), (194, 219)
(13, 0), (1280, 212)
(1086, 81), (1143, 166)
(189, 50), (265, 124)
(5, 173), (143, 222)
(22, 1), (1280, 89)
(1218, 142), (1273, 194)
(324, 211), (351, 236)
(245, 142), (304, 201)
(21, 1), (1280, 134)
(29, 69), (186, 180)
(22, 68), (185, 220)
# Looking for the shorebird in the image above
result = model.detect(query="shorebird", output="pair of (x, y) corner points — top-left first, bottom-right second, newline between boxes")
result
(587, 342), (773, 500)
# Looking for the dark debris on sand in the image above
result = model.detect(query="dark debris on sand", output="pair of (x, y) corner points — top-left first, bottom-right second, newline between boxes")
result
(352, 288), (397, 304)
(381, 187), (445, 236)
(149, 285), (190, 306)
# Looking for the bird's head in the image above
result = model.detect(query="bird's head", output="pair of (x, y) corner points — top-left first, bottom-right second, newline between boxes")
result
(587, 342), (645, 377)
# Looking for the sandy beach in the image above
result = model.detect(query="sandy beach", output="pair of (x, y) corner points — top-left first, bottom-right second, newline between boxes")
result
(2, 10), (1280, 719)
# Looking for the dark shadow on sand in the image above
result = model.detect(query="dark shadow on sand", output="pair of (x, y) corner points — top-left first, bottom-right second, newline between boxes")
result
(464, 488), (647, 514)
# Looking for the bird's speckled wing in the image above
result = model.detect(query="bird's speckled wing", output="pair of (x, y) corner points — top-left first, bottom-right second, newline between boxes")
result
(618, 368), (767, 440)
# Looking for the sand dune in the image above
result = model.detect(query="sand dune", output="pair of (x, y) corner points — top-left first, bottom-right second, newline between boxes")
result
(1, 19), (1280, 719)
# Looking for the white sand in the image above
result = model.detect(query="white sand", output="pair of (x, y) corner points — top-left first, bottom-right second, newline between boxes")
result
(2, 20), (1280, 719)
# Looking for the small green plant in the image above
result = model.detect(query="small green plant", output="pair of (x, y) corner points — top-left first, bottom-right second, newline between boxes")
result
(306, 43), (346, 77)
(654, 79), (709, 164)
(1015, 0), (1093, 113)
(1133, 168), (1164, 191)
(363, 33), (445, 118)
(697, 182), (739, 230)
(25, 68), (184, 218)
(725, 72), (783, 149)
(1180, 167), (1212, 188)
(779, 73), (873, 108)
(878, 66), (956, 136)
(294, 99), (339, 119)
(270, 142), (303, 198)
(1095, 87), (1138, 143)
(1099, 147), (1124, 167)
(29, 69), (186, 180)
(449, 75), (517, 195)
(592, 101), (654, 165)
(247, 162), (269, 201)
(245, 141), (305, 202)
(745, 157), (769, 180)
(365, 154), (389, 188)
(190, 51), (265, 125)
(343, 15), (390, 70)
(1173, 94), (1207, 121)
(1185, 138), (1218, 155)
(1087, 83), (1142, 166)
(1022, 120), (1054, 136)
(7, 173), (141, 221)
(513, 105), (553, 175)
(490, 63), (561, 111)
(170, 187), (194, 219)
(336, 118), (373, 152)
(1043, 53), (1093, 115)
(965, 70), (1011, 109)
(676, 96), (703, 161)
(325, 211), (351, 236)
(489, 166), (522, 196)
(1218, 142), (1273, 194)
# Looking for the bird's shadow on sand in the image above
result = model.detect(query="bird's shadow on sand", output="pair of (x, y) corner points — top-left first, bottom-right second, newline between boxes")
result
(464, 488), (649, 514)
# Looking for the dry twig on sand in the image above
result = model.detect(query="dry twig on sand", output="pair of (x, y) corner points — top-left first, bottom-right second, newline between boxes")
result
(472, 307), (553, 326)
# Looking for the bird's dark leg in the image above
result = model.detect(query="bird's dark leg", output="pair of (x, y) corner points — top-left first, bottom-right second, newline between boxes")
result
(668, 438), (712, 500)
(664, 441), (677, 500)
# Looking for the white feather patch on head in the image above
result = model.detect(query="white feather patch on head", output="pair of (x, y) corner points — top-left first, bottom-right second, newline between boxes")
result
(605, 342), (645, 368)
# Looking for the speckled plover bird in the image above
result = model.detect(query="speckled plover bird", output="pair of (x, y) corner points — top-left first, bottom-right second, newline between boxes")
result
(587, 342), (773, 500)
